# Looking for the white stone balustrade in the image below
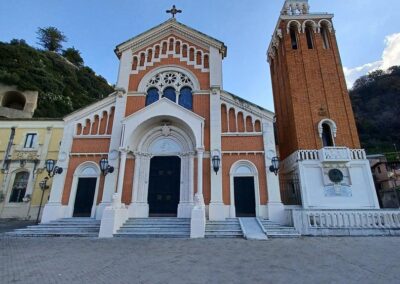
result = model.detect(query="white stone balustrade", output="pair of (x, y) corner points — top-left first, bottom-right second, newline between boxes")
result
(289, 209), (400, 236)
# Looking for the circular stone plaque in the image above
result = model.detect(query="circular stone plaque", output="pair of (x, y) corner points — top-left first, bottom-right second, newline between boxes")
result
(328, 169), (344, 183)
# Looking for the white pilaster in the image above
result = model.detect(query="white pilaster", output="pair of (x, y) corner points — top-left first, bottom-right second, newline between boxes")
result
(116, 51), (131, 91)
(41, 123), (74, 223)
(97, 91), (126, 219)
(191, 148), (206, 238)
(208, 87), (225, 221)
(262, 120), (285, 224)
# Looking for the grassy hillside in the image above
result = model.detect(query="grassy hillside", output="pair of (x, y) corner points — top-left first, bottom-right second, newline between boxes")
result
(349, 66), (400, 155)
(0, 40), (114, 118)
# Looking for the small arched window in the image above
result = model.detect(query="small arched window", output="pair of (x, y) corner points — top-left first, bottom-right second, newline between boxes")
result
(163, 87), (176, 102)
(178, 87), (193, 110)
(9, 171), (29, 203)
(146, 88), (159, 106)
(320, 25), (330, 49)
(305, 26), (314, 49)
(322, 123), (334, 147)
(132, 57), (138, 71)
(290, 26), (298, 50)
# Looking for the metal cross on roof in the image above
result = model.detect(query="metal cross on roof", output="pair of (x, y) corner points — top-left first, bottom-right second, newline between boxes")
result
(166, 5), (182, 18)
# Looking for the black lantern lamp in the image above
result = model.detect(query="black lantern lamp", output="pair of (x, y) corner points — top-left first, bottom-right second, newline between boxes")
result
(99, 158), (114, 176)
(212, 154), (221, 175)
(45, 159), (63, 177)
(269, 156), (280, 176)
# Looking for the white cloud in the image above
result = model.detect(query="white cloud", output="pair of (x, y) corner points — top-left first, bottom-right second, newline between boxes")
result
(343, 33), (400, 88)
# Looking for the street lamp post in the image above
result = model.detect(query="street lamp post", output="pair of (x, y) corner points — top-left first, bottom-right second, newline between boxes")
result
(36, 177), (49, 224)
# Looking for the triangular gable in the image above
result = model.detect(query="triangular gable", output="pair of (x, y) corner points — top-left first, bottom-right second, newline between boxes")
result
(115, 19), (227, 58)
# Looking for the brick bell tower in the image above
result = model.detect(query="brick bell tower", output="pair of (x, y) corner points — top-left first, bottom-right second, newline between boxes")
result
(267, 0), (380, 209)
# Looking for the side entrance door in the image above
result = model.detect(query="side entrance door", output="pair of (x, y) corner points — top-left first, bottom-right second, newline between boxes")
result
(234, 176), (256, 217)
(73, 177), (97, 217)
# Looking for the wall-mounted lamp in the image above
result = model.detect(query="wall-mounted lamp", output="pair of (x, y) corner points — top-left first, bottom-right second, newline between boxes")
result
(269, 156), (280, 176)
(212, 154), (221, 175)
(99, 158), (114, 176)
(45, 159), (63, 177)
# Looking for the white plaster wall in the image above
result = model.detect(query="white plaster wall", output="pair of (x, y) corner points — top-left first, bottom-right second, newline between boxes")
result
(299, 160), (380, 209)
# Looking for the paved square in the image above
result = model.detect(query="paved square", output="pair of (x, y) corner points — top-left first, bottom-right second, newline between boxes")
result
(1, 236), (400, 283)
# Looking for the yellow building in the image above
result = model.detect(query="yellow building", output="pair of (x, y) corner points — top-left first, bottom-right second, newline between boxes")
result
(0, 119), (64, 220)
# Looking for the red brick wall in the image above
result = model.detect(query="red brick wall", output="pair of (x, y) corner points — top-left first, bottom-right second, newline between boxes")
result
(71, 138), (110, 153)
(121, 158), (134, 205)
(222, 136), (264, 151)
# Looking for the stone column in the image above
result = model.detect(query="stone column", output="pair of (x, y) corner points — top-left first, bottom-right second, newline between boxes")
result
(128, 153), (150, 217)
(116, 150), (127, 199)
(195, 149), (205, 205)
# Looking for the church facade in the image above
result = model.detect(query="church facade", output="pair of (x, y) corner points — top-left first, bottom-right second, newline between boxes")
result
(40, 0), (393, 238)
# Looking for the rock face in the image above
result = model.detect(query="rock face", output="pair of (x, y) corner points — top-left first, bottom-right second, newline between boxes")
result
(0, 41), (114, 118)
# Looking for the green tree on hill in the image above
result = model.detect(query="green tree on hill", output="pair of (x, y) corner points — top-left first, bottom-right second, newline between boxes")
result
(62, 47), (84, 67)
(36, 26), (67, 52)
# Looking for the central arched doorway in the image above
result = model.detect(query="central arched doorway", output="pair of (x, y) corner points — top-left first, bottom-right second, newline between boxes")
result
(148, 156), (181, 216)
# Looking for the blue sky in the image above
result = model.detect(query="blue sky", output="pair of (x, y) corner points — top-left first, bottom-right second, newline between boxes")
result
(1, 0), (399, 111)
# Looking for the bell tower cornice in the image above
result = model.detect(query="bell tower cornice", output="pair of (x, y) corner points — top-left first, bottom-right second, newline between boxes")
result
(281, 0), (310, 16)
(267, 0), (334, 63)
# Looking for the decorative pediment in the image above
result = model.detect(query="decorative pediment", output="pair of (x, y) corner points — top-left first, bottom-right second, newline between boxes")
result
(115, 19), (227, 59)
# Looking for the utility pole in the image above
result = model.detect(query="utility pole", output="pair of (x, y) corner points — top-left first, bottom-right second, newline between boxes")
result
(394, 143), (400, 160)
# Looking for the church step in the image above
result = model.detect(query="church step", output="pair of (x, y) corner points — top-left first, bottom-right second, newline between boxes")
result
(115, 218), (191, 238)
(7, 232), (99, 237)
(259, 219), (300, 238)
(32, 224), (100, 228)
(7, 218), (101, 237)
(114, 232), (189, 238)
(205, 218), (244, 238)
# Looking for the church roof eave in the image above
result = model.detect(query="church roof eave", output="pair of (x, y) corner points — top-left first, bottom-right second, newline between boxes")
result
(114, 18), (227, 59)
(220, 90), (275, 120)
(63, 92), (117, 122)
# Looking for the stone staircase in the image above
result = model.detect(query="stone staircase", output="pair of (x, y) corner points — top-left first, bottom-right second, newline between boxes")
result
(114, 218), (191, 238)
(6, 218), (100, 237)
(205, 218), (243, 238)
(259, 219), (300, 238)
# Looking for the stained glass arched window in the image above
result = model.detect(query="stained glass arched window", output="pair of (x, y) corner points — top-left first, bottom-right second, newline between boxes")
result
(179, 87), (193, 110)
(163, 87), (176, 102)
(9, 171), (29, 203)
(146, 88), (159, 106)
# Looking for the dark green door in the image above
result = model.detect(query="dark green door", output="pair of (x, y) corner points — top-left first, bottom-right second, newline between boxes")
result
(73, 177), (97, 217)
(234, 177), (256, 217)
(148, 156), (181, 216)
